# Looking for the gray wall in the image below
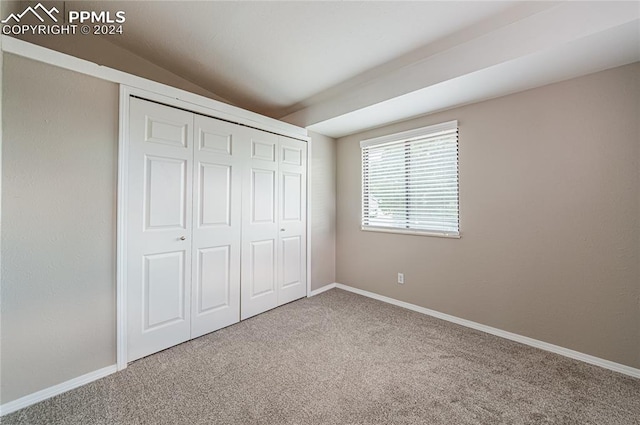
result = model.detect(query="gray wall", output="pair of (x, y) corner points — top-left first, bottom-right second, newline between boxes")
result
(1, 54), (119, 403)
(309, 131), (336, 290)
(336, 62), (640, 368)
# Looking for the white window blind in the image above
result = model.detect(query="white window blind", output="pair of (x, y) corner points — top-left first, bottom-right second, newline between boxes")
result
(361, 121), (459, 237)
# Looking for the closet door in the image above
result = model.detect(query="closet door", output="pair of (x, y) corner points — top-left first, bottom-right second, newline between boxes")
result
(126, 97), (308, 359)
(278, 136), (307, 305)
(127, 98), (193, 362)
(190, 116), (243, 338)
(241, 129), (279, 320)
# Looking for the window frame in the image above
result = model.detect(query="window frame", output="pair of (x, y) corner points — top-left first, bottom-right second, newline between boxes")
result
(360, 120), (460, 239)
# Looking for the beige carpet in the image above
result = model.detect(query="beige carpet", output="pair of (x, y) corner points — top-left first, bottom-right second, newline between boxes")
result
(3, 289), (639, 424)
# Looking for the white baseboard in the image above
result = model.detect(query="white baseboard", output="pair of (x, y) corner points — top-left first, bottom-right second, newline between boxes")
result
(308, 282), (338, 297)
(333, 283), (640, 379)
(0, 364), (118, 416)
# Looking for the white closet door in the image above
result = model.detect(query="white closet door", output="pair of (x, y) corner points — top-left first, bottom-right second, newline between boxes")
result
(241, 129), (279, 320)
(127, 98), (193, 361)
(277, 136), (307, 305)
(190, 116), (244, 338)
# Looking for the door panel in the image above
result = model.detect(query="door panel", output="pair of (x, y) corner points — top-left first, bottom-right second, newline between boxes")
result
(251, 140), (276, 161)
(200, 130), (232, 155)
(252, 169), (275, 223)
(241, 130), (279, 320)
(144, 251), (186, 329)
(281, 146), (303, 166)
(281, 236), (302, 288)
(197, 246), (230, 313)
(128, 98), (193, 362)
(278, 137), (307, 305)
(199, 163), (231, 227)
(282, 173), (302, 221)
(145, 116), (188, 147)
(190, 115), (243, 338)
(250, 239), (276, 297)
(145, 156), (187, 229)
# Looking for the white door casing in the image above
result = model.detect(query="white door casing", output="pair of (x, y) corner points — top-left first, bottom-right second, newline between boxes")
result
(127, 98), (194, 362)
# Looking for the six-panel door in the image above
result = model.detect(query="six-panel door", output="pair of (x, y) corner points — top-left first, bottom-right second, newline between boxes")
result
(191, 116), (245, 338)
(128, 98), (194, 362)
(278, 136), (308, 305)
(241, 129), (280, 320)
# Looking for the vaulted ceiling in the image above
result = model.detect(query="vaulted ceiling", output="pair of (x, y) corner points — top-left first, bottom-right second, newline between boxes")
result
(6, 1), (640, 138)
(97, 1), (518, 117)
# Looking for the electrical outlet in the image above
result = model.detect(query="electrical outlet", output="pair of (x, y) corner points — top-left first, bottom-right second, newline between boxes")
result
(397, 273), (404, 284)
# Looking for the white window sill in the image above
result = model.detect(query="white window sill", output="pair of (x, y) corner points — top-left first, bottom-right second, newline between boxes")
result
(361, 226), (461, 239)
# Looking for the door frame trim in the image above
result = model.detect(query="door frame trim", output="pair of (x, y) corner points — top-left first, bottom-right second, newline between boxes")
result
(116, 86), (312, 370)
(306, 138), (312, 301)
(116, 85), (130, 370)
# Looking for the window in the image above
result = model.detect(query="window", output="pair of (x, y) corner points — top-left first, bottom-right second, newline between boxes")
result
(361, 120), (459, 237)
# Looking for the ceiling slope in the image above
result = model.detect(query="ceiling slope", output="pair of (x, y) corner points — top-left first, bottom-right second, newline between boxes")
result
(80, 0), (520, 117)
(282, 2), (640, 138)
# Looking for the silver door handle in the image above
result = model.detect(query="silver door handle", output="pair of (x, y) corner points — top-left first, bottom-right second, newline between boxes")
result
(280, 229), (285, 231)
(179, 236), (186, 241)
